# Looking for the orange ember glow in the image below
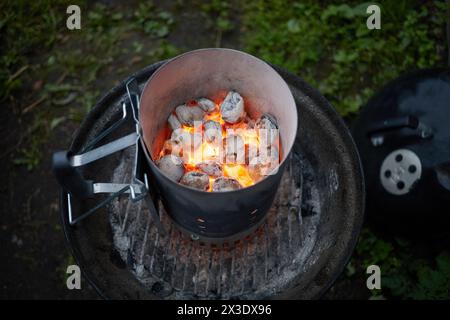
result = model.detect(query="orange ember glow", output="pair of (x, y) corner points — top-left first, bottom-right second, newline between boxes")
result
(203, 104), (225, 125)
(159, 97), (280, 191)
(223, 164), (254, 187)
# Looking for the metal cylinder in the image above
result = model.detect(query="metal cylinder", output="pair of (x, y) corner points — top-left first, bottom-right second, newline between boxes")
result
(138, 49), (298, 241)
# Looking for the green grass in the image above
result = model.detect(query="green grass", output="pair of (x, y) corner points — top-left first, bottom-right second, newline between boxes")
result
(0, 0), (67, 101)
(2, 1), (447, 166)
(348, 229), (450, 299)
(242, 0), (449, 299)
(1, 0), (180, 170)
(242, 0), (446, 115)
(199, 0), (235, 46)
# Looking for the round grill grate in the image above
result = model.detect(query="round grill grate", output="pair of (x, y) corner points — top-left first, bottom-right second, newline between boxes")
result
(60, 62), (364, 299)
(108, 143), (319, 299)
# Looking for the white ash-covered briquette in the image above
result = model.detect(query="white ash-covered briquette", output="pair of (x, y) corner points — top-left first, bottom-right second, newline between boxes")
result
(197, 98), (216, 113)
(246, 142), (259, 165)
(156, 155), (185, 182)
(167, 113), (182, 131)
(171, 129), (202, 150)
(256, 113), (278, 129)
(256, 113), (279, 146)
(161, 139), (183, 157)
(260, 144), (280, 164)
(212, 177), (242, 192)
(223, 134), (245, 164)
(203, 120), (222, 143)
(171, 129), (188, 143)
(180, 171), (210, 191)
(196, 160), (223, 177)
(220, 91), (245, 124)
(175, 104), (204, 127)
(248, 146), (280, 181)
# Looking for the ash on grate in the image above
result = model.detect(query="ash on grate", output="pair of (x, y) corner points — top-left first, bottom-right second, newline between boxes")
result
(108, 145), (320, 299)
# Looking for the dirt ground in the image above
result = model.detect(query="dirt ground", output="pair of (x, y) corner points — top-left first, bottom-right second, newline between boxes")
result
(0, 100), (95, 299)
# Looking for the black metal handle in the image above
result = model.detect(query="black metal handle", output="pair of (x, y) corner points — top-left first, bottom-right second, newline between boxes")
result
(52, 151), (94, 199)
(51, 77), (165, 235)
(367, 115), (433, 147)
(367, 115), (419, 136)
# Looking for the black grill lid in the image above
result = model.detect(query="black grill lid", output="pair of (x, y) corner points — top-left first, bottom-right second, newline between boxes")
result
(353, 68), (450, 239)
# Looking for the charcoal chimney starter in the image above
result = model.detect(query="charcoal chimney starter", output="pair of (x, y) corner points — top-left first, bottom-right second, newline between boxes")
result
(138, 49), (298, 242)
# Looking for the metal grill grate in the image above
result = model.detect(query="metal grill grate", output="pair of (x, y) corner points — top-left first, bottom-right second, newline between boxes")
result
(108, 143), (320, 299)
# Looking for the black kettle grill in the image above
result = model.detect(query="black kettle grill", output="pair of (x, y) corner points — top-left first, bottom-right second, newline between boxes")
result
(51, 59), (365, 299)
(353, 68), (450, 239)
